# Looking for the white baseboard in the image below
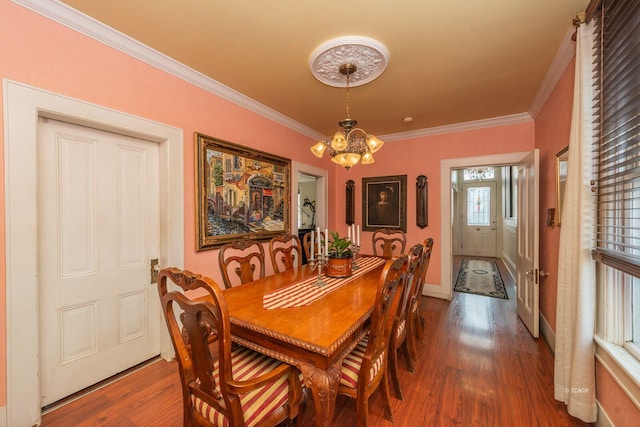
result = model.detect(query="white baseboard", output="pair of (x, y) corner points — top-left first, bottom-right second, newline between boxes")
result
(595, 400), (614, 427)
(422, 283), (450, 300)
(0, 406), (6, 427)
(540, 313), (556, 354)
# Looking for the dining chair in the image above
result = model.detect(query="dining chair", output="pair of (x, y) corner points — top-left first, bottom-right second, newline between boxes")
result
(302, 230), (325, 263)
(269, 234), (302, 273)
(157, 267), (305, 427)
(388, 243), (423, 400)
(410, 238), (434, 346)
(372, 229), (407, 258)
(218, 239), (266, 289)
(337, 255), (408, 427)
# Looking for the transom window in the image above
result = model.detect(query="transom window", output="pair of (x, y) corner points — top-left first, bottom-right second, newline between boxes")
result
(463, 167), (495, 181)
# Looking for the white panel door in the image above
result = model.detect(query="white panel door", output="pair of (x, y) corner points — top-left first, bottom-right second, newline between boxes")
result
(461, 181), (497, 257)
(516, 150), (540, 338)
(38, 119), (161, 405)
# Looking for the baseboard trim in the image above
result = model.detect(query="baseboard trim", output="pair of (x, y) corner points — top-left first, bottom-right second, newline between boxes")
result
(422, 283), (450, 300)
(540, 313), (556, 354)
(595, 400), (614, 427)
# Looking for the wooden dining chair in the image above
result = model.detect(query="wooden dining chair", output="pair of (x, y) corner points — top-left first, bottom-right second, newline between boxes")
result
(157, 267), (305, 427)
(218, 239), (266, 289)
(302, 230), (325, 262)
(410, 238), (434, 346)
(337, 255), (408, 426)
(269, 234), (302, 273)
(372, 229), (407, 258)
(388, 243), (423, 400)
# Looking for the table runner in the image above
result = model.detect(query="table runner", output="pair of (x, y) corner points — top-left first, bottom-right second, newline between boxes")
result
(263, 256), (386, 309)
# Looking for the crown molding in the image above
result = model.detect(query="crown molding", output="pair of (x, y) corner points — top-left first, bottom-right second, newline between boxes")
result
(528, 26), (576, 118)
(379, 113), (533, 142)
(15, 0), (543, 144)
(13, 0), (325, 141)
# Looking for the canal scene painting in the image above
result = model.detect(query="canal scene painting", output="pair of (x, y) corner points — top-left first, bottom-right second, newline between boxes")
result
(195, 133), (290, 250)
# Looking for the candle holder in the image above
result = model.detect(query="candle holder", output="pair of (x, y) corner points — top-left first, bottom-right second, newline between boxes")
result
(351, 243), (361, 271)
(309, 253), (329, 287)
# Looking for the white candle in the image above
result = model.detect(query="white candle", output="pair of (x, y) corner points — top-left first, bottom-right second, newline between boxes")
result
(352, 224), (356, 243)
(348, 226), (352, 242)
(325, 228), (329, 255)
(356, 225), (360, 246)
(310, 230), (315, 259)
(316, 227), (321, 255)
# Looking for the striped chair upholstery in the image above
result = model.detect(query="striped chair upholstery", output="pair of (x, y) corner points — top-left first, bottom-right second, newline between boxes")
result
(158, 267), (304, 427)
(192, 346), (301, 426)
(337, 256), (408, 427)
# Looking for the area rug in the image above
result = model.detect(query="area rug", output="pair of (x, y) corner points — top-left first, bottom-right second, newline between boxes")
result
(454, 259), (508, 299)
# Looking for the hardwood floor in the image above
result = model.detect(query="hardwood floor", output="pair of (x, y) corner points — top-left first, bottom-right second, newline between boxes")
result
(41, 258), (589, 426)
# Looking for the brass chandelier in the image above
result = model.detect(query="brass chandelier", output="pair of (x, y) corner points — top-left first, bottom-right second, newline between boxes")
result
(310, 63), (384, 170)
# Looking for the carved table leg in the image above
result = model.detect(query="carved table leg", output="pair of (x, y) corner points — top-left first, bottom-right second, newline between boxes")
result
(299, 363), (341, 427)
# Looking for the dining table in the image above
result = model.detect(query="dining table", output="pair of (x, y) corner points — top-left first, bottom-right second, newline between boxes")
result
(223, 255), (388, 427)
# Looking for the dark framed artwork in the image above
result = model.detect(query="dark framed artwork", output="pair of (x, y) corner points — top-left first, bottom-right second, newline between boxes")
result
(195, 132), (291, 251)
(362, 175), (407, 232)
(346, 180), (355, 225)
(416, 175), (428, 228)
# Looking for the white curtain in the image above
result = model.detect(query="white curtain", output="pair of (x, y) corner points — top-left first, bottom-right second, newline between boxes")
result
(553, 20), (597, 423)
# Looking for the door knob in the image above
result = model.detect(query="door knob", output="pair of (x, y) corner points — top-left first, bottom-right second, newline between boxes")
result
(539, 270), (549, 277)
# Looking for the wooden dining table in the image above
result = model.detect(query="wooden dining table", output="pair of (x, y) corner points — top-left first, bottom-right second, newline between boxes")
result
(223, 256), (387, 427)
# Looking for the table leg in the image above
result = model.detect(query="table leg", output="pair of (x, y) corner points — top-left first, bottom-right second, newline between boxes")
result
(299, 363), (341, 427)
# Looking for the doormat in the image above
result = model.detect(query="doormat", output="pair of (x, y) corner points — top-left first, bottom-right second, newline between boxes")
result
(454, 259), (508, 299)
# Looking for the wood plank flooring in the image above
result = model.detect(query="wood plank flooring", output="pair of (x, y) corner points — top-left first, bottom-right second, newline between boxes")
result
(41, 258), (590, 426)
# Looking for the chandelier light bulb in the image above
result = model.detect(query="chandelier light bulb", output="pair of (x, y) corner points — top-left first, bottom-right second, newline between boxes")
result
(330, 132), (348, 151)
(366, 135), (384, 153)
(361, 151), (375, 164)
(310, 140), (328, 158)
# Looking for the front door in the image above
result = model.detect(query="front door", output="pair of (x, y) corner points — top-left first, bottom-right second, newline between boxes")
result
(516, 150), (540, 338)
(38, 119), (161, 405)
(461, 181), (497, 257)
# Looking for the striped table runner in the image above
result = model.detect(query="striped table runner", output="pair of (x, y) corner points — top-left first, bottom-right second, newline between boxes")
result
(263, 256), (386, 309)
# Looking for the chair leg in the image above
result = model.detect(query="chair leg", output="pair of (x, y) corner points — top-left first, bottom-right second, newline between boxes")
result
(389, 345), (403, 400)
(400, 339), (415, 374)
(414, 308), (426, 344)
(380, 372), (394, 422)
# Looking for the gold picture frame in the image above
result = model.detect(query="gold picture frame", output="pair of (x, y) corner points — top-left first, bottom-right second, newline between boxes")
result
(556, 146), (569, 227)
(195, 132), (291, 250)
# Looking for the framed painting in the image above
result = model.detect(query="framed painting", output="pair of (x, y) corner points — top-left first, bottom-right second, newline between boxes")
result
(195, 132), (291, 250)
(362, 175), (407, 232)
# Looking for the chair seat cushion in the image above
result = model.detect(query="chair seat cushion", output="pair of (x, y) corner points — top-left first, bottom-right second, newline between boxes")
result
(191, 345), (296, 427)
(396, 318), (406, 339)
(340, 334), (385, 389)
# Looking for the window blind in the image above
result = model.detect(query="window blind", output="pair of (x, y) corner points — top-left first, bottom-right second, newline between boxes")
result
(590, 0), (640, 278)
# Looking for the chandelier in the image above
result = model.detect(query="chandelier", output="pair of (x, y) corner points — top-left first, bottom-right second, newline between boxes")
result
(308, 36), (389, 170)
(310, 63), (384, 170)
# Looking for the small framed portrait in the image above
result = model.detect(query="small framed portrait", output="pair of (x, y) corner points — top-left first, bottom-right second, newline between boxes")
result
(362, 175), (407, 232)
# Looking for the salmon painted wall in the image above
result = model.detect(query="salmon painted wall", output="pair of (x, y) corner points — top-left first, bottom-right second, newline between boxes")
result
(331, 121), (535, 292)
(534, 57), (575, 332)
(535, 52), (640, 425)
(0, 0), (332, 406)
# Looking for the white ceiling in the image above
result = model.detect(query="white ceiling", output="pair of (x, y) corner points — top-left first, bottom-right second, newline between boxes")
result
(56, 0), (589, 139)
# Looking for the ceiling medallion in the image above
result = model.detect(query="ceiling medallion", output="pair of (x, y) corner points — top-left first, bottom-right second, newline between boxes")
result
(309, 36), (389, 88)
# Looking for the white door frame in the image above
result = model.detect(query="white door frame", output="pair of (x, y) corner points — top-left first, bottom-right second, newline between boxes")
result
(291, 161), (329, 233)
(4, 80), (184, 426)
(440, 151), (531, 300)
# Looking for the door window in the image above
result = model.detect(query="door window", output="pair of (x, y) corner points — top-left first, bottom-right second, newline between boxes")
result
(467, 186), (490, 226)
